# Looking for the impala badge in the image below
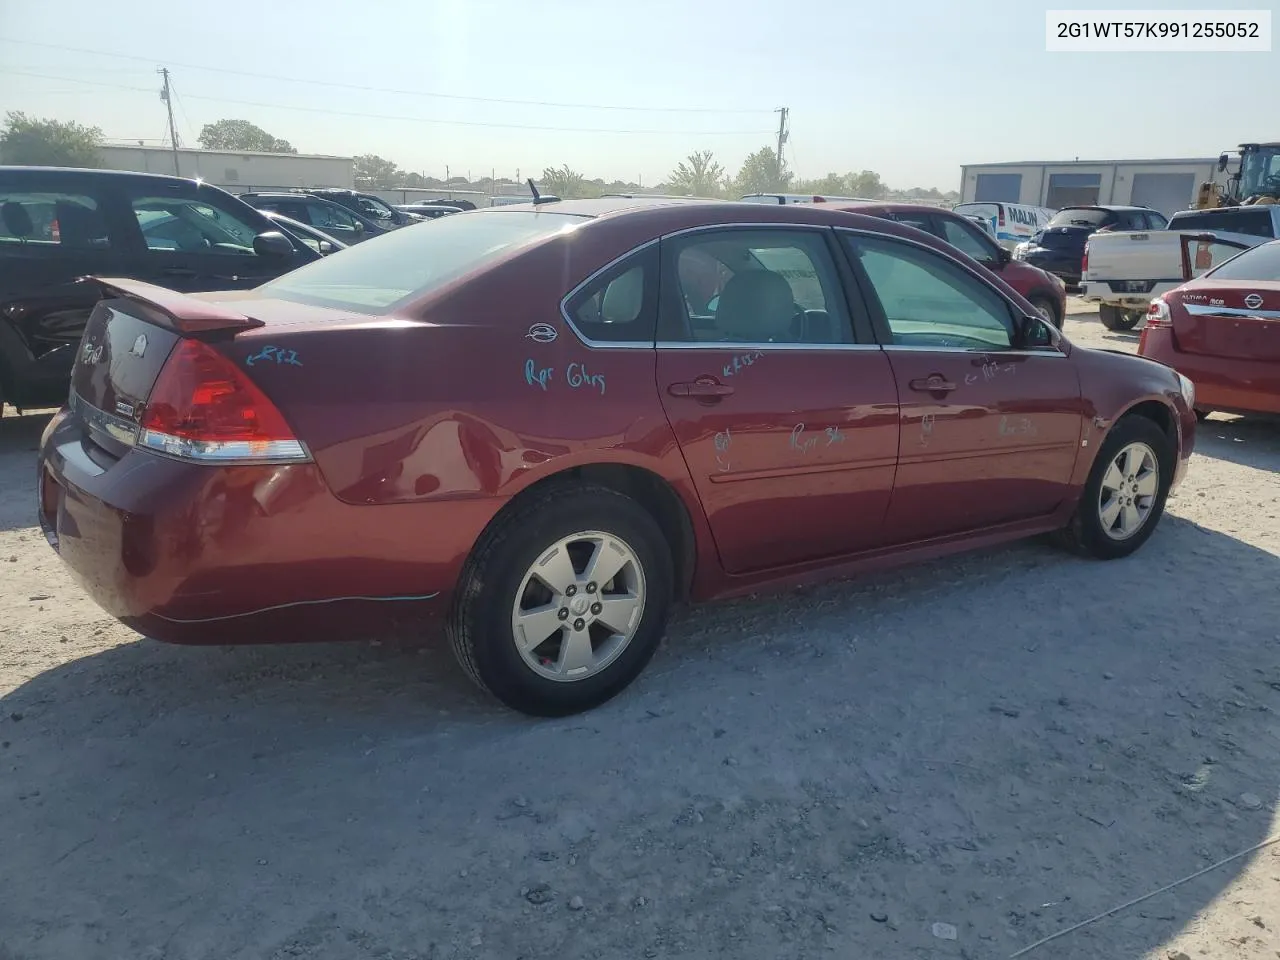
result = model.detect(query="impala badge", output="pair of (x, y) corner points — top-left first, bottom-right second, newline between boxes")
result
(130, 333), (148, 358)
(526, 322), (558, 344)
(1244, 293), (1264, 310)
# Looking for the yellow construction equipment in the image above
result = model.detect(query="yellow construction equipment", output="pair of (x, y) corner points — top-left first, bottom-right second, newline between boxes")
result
(1194, 142), (1280, 209)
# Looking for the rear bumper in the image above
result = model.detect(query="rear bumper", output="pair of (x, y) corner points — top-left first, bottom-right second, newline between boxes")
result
(1020, 253), (1081, 283)
(1079, 280), (1179, 307)
(36, 409), (501, 644)
(1139, 328), (1280, 416)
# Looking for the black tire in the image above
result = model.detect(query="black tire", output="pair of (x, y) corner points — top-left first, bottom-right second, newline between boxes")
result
(1029, 295), (1061, 330)
(1055, 415), (1174, 560)
(1099, 304), (1142, 331)
(448, 484), (674, 717)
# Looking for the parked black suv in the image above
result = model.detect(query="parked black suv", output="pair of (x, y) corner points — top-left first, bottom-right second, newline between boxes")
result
(300, 188), (426, 228)
(0, 167), (318, 413)
(1016, 204), (1168, 285)
(237, 192), (391, 245)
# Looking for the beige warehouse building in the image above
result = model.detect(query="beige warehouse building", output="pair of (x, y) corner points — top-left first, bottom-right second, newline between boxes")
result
(98, 144), (354, 194)
(959, 157), (1223, 216)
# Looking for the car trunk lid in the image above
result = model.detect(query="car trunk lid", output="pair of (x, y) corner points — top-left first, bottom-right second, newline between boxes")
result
(1171, 283), (1280, 361)
(1035, 225), (1092, 250)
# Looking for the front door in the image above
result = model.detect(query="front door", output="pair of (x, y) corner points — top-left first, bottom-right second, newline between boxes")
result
(839, 230), (1083, 544)
(655, 226), (901, 575)
(120, 182), (307, 292)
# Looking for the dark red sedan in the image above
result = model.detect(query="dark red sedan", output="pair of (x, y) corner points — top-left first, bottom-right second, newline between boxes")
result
(821, 202), (1068, 329)
(37, 198), (1196, 716)
(1139, 239), (1280, 418)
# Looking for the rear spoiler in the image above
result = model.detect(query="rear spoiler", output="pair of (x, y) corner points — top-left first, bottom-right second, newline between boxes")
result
(81, 276), (265, 334)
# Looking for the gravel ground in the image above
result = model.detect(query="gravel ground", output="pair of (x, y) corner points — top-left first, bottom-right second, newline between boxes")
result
(2, 302), (1279, 960)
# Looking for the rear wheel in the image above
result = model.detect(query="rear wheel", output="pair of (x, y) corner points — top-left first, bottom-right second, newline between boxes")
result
(1099, 303), (1143, 331)
(448, 484), (674, 716)
(1055, 416), (1173, 560)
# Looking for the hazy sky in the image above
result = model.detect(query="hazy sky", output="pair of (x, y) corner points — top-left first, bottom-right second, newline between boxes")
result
(0, 0), (1274, 189)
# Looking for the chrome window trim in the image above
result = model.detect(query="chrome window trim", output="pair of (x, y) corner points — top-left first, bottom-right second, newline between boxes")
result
(1183, 303), (1280, 320)
(653, 341), (881, 352)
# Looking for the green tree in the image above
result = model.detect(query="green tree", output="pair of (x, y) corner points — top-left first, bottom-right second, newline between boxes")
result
(731, 146), (790, 196)
(0, 112), (103, 167)
(846, 170), (887, 199)
(197, 119), (296, 153)
(667, 150), (725, 197)
(354, 154), (401, 188)
(539, 164), (587, 199)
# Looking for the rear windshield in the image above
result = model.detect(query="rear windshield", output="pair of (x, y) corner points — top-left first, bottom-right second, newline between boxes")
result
(259, 210), (585, 313)
(1205, 240), (1280, 281)
(1046, 208), (1110, 228)
(1169, 208), (1276, 239)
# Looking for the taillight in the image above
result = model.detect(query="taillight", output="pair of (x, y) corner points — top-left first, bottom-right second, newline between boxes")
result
(138, 339), (309, 463)
(1146, 298), (1171, 328)
(1081, 243), (1090, 276)
(998, 208), (1005, 226)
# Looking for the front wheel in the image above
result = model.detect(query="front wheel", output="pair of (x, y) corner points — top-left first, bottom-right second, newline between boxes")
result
(1055, 416), (1173, 560)
(1099, 303), (1143, 331)
(448, 485), (674, 716)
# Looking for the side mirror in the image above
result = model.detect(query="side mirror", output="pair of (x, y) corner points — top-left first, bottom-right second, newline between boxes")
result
(353, 221), (366, 234)
(1016, 313), (1058, 349)
(253, 230), (295, 258)
(996, 247), (1012, 265)
(318, 241), (335, 255)
(1217, 153), (1229, 172)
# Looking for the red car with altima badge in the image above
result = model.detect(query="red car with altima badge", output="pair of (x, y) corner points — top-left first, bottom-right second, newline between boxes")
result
(37, 198), (1196, 716)
(1140, 238), (1280, 418)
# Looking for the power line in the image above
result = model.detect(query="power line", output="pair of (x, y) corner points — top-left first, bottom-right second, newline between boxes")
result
(0, 36), (771, 115)
(0, 69), (771, 136)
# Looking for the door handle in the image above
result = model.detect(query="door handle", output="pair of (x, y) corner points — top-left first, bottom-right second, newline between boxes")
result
(909, 375), (957, 393)
(668, 379), (734, 399)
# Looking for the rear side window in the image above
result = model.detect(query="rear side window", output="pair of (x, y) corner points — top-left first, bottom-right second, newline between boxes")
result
(566, 245), (659, 343)
(937, 215), (1000, 264)
(0, 190), (108, 249)
(260, 210), (585, 313)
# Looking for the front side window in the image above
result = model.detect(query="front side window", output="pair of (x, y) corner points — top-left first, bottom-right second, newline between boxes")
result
(662, 229), (854, 344)
(129, 192), (261, 255)
(0, 190), (108, 250)
(308, 202), (361, 231)
(261, 210), (585, 313)
(356, 196), (396, 221)
(845, 234), (1015, 350)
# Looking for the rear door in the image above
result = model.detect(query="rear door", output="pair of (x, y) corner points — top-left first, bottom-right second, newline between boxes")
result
(655, 225), (900, 574)
(0, 172), (130, 405)
(118, 181), (310, 292)
(838, 229), (1083, 544)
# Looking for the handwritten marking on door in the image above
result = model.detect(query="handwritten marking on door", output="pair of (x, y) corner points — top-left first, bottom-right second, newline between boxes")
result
(566, 361), (606, 395)
(525, 358), (553, 391)
(789, 423), (818, 454)
(919, 413), (936, 447)
(246, 345), (302, 367)
(714, 427), (732, 472)
(998, 415), (1037, 438)
(824, 426), (845, 445)
(722, 351), (763, 378)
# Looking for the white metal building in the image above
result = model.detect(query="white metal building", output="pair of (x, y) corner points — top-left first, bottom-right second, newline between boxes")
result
(99, 145), (354, 193)
(959, 157), (1223, 216)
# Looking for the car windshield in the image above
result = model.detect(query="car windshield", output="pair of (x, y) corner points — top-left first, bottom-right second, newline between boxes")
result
(1046, 208), (1110, 228)
(1205, 240), (1280, 281)
(259, 210), (584, 312)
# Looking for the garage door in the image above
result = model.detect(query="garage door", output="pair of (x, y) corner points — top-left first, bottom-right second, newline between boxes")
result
(974, 173), (1022, 202)
(1129, 173), (1195, 217)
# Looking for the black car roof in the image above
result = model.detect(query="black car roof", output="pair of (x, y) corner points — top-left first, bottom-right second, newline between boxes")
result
(0, 165), (208, 187)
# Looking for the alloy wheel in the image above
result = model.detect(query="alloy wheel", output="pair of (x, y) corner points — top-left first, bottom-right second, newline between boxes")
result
(1097, 441), (1159, 540)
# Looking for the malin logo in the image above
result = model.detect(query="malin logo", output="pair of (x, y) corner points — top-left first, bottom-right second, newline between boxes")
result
(526, 323), (558, 344)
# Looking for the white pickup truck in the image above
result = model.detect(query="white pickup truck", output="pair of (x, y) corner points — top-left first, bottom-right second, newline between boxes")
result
(1079, 205), (1279, 330)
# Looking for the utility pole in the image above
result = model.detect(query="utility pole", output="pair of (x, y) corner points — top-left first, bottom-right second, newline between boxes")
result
(774, 107), (789, 186)
(158, 67), (181, 176)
